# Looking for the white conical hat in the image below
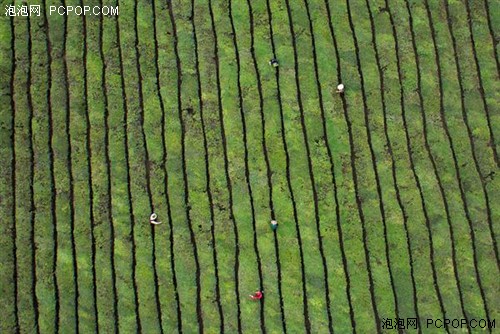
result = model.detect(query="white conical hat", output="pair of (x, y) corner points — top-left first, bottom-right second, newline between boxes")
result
(150, 213), (157, 221)
(337, 84), (344, 90)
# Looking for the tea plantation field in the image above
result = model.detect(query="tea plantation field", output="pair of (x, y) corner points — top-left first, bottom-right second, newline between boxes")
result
(0, 0), (498, 332)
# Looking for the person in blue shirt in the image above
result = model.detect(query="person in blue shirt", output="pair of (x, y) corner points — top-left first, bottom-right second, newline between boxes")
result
(271, 220), (278, 231)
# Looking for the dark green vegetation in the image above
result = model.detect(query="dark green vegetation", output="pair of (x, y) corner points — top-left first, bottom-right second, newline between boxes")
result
(0, 0), (498, 332)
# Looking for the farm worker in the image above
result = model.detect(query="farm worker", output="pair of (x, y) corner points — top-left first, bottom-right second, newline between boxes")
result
(249, 290), (263, 300)
(150, 213), (162, 225)
(269, 58), (279, 67)
(271, 220), (278, 231)
(336, 83), (344, 93)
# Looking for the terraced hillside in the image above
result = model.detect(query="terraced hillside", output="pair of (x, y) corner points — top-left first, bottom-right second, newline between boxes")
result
(0, 0), (498, 332)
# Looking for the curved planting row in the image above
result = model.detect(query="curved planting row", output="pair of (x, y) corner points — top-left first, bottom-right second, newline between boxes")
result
(226, 1), (272, 331)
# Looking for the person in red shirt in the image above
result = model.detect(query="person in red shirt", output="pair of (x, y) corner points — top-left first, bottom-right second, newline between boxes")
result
(249, 290), (263, 300)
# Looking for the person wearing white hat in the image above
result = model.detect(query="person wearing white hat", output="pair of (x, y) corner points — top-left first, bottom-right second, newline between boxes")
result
(150, 213), (162, 225)
(270, 220), (278, 231)
(336, 83), (344, 93)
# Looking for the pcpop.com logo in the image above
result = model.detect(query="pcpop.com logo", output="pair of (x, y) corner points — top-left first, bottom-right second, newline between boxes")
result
(48, 5), (119, 16)
(5, 4), (119, 16)
(427, 318), (495, 330)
